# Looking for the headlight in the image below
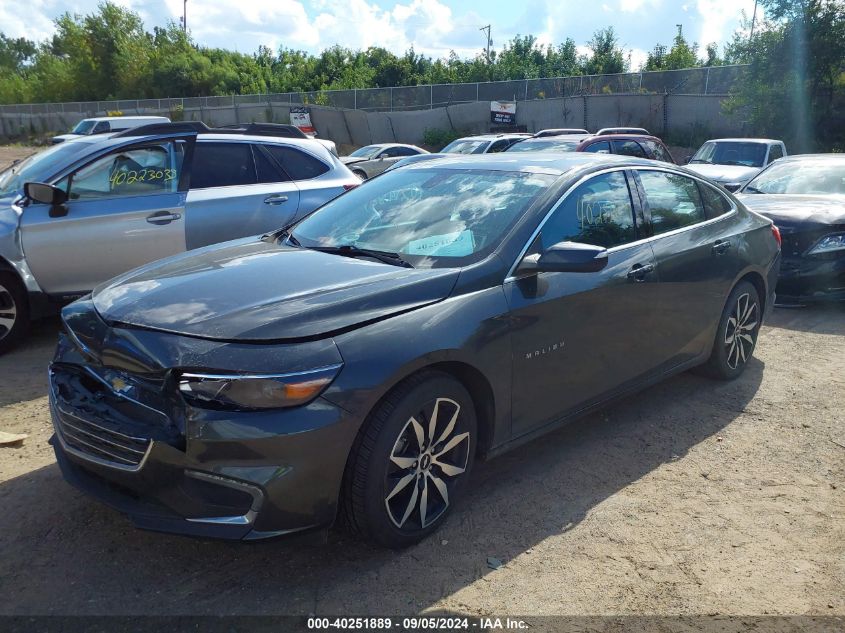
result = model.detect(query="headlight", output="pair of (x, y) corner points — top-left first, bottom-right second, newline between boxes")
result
(808, 233), (845, 255)
(178, 364), (342, 411)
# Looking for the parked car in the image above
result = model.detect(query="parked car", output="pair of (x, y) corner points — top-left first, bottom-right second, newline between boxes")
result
(505, 134), (592, 153)
(736, 154), (845, 303)
(49, 153), (780, 547)
(0, 122), (358, 353)
(575, 134), (676, 163)
(596, 127), (650, 136)
(341, 144), (428, 179)
(533, 128), (590, 137)
(51, 116), (171, 144)
(685, 138), (787, 191)
(385, 133), (532, 172)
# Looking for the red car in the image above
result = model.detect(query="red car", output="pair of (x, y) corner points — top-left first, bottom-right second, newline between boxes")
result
(576, 134), (676, 164)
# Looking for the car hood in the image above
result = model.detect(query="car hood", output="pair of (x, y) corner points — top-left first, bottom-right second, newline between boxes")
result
(51, 134), (82, 143)
(340, 156), (369, 165)
(92, 239), (460, 342)
(686, 163), (760, 183)
(736, 194), (845, 226)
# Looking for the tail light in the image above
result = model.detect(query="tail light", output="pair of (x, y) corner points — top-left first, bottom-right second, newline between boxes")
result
(343, 183), (358, 191)
(771, 224), (782, 249)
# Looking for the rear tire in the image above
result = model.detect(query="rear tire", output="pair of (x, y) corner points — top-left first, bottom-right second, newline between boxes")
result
(0, 271), (29, 355)
(340, 372), (477, 549)
(698, 280), (761, 380)
(352, 169), (368, 180)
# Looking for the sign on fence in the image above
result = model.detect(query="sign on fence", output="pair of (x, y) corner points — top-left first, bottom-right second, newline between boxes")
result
(490, 101), (516, 125)
(290, 107), (315, 134)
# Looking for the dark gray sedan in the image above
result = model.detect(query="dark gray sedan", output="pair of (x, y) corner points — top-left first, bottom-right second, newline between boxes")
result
(50, 153), (780, 548)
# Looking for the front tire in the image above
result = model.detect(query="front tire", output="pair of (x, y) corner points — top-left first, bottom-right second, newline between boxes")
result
(0, 272), (29, 355)
(341, 372), (477, 548)
(700, 280), (761, 380)
(352, 169), (368, 180)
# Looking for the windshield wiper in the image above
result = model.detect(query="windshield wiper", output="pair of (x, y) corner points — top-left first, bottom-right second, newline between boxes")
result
(309, 244), (414, 268)
(743, 185), (763, 194)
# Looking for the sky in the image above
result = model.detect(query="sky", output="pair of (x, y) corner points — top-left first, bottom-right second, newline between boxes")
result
(1, 0), (760, 71)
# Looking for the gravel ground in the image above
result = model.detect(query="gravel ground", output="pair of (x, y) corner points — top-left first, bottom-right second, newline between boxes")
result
(0, 144), (843, 620)
(0, 306), (842, 617)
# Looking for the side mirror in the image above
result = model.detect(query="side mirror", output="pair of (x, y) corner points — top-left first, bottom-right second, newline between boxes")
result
(24, 182), (69, 216)
(518, 241), (608, 275)
(684, 155), (692, 164)
(723, 183), (742, 193)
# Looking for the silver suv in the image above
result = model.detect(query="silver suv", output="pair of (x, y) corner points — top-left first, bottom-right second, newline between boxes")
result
(0, 122), (358, 352)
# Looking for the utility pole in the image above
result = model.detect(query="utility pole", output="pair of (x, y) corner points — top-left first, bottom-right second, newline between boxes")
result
(749, 0), (758, 40)
(181, 0), (188, 33)
(480, 25), (492, 64)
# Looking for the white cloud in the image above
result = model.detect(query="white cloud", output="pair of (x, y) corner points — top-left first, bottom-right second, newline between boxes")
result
(696, 0), (758, 46)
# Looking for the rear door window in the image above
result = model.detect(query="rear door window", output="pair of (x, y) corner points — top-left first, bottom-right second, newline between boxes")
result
(540, 171), (639, 249)
(264, 144), (330, 181)
(583, 140), (611, 154)
(612, 140), (647, 158)
(638, 170), (706, 235)
(190, 142), (256, 189)
(642, 140), (673, 163)
(253, 145), (289, 183)
(698, 182), (733, 219)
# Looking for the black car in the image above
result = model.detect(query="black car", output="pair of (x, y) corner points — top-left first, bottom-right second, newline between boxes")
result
(737, 154), (845, 303)
(49, 154), (781, 548)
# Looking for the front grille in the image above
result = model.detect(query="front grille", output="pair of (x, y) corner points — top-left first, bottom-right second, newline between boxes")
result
(53, 403), (151, 468)
(50, 362), (183, 470)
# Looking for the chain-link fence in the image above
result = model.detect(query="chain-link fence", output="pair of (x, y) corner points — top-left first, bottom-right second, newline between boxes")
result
(0, 65), (747, 116)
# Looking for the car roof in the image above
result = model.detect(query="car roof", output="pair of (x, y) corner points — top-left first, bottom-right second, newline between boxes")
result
(584, 134), (663, 142)
(402, 152), (657, 175)
(705, 138), (782, 144)
(770, 153), (845, 162)
(519, 134), (591, 141)
(454, 134), (527, 142)
(83, 116), (169, 122)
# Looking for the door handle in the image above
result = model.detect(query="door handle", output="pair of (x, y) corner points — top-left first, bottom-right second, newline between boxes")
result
(263, 194), (289, 205)
(146, 212), (181, 225)
(712, 239), (732, 254)
(627, 263), (655, 281)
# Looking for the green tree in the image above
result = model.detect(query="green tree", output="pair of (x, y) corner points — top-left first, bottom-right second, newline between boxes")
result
(724, 0), (845, 151)
(583, 28), (627, 75)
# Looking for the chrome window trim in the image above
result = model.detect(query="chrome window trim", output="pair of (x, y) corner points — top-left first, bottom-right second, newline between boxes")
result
(504, 164), (738, 281)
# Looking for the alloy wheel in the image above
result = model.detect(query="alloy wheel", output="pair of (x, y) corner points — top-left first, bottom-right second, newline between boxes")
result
(384, 397), (470, 530)
(0, 282), (17, 342)
(724, 292), (758, 369)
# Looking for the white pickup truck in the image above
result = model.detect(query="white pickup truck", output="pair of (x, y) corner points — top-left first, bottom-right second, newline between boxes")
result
(684, 138), (787, 191)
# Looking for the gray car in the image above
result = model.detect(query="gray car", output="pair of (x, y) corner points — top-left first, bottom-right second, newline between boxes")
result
(0, 123), (358, 352)
(340, 143), (428, 179)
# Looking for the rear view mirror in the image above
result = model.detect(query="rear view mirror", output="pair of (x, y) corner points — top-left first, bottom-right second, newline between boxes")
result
(24, 182), (68, 216)
(518, 241), (608, 275)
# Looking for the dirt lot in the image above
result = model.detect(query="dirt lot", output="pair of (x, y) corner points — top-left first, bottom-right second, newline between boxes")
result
(0, 305), (842, 617)
(0, 143), (843, 619)
(0, 145), (38, 170)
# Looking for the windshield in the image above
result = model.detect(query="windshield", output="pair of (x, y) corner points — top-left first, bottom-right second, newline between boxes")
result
(0, 143), (87, 197)
(506, 139), (580, 153)
(71, 120), (97, 135)
(743, 161), (845, 195)
(291, 167), (556, 268)
(441, 139), (489, 154)
(691, 141), (768, 168)
(348, 145), (382, 159)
